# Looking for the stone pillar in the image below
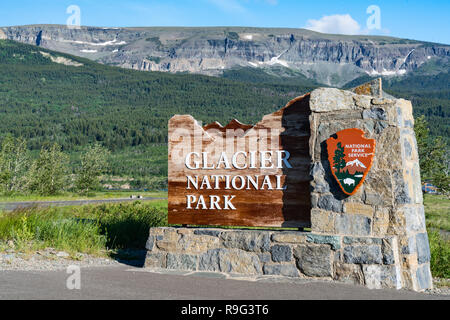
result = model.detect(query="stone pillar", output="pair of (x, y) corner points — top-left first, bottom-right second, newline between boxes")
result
(308, 86), (432, 291)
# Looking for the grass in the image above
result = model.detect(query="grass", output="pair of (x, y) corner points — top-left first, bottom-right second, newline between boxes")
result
(0, 200), (168, 256)
(0, 191), (168, 203)
(424, 194), (450, 280)
(424, 194), (450, 232)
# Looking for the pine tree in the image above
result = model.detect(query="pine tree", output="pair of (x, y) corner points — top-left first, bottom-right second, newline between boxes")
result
(333, 142), (346, 174)
(415, 116), (449, 192)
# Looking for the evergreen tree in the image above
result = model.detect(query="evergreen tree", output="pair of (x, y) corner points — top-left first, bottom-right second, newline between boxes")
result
(333, 142), (346, 173)
(414, 115), (449, 192)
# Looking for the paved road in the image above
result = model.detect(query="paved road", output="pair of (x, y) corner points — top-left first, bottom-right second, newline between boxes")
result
(0, 197), (167, 211)
(0, 265), (447, 300)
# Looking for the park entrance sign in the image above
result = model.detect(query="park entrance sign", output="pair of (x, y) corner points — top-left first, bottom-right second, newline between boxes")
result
(153, 79), (433, 292)
(168, 96), (312, 228)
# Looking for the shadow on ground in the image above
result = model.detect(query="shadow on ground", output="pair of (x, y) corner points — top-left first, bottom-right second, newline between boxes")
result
(110, 249), (147, 267)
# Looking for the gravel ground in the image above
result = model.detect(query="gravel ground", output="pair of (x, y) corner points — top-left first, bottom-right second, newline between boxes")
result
(1, 249), (449, 296)
(0, 249), (120, 271)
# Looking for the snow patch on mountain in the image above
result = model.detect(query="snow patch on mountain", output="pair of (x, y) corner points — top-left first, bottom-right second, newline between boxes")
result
(346, 159), (366, 168)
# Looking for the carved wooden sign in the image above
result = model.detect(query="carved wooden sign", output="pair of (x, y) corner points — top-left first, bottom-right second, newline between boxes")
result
(168, 94), (312, 228)
(326, 128), (376, 195)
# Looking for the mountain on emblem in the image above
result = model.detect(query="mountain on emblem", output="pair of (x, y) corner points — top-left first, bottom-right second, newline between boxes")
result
(326, 128), (376, 195)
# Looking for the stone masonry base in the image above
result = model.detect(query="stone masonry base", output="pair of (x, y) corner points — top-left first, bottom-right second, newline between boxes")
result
(143, 227), (431, 291)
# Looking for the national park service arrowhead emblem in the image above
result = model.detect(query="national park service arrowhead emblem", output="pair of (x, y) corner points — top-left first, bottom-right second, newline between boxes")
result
(326, 128), (376, 196)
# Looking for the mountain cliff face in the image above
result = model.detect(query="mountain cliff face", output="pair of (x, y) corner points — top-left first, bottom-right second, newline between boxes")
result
(1, 25), (449, 86)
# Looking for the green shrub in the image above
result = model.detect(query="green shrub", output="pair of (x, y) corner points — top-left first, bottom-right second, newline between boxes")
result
(428, 230), (450, 278)
(0, 201), (168, 254)
(77, 201), (167, 249)
(0, 207), (107, 253)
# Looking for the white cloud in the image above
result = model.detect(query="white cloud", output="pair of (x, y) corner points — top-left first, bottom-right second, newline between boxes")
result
(305, 14), (362, 35)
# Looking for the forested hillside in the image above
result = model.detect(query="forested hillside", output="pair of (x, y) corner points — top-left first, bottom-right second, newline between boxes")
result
(0, 40), (317, 184)
(1, 39), (448, 189)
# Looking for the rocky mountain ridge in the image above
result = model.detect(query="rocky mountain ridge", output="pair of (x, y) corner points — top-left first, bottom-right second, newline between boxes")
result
(1, 25), (449, 86)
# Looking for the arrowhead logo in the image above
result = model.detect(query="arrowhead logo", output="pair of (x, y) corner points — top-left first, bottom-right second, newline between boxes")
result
(326, 128), (376, 196)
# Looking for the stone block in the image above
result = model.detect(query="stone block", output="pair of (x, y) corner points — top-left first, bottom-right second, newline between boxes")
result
(317, 194), (343, 213)
(310, 88), (356, 113)
(353, 95), (372, 109)
(271, 232), (307, 244)
(160, 229), (180, 242)
(199, 248), (261, 275)
(371, 98), (394, 105)
(372, 207), (390, 236)
(220, 231), (271, 253)
(392, 169), (413, 205)
(381, 238), (397, 265)
(156, 240), (178, 252)
(411, 162), (423, 204)
(372, 127), (402, 170)
(310, 162), (330, 193)
(343, 202), (374, 218)
(402, 253), (419, 270)
(401, 235), (417, 255)
(363, 265), (402, 289)
(178, 234), (220, 254)
(193, 229), (222, 237)
(311, 209), (335, 234)
(343, 245), (382, 264)
(258, 253), (272, 263)
(416, 263), (433, 290)
(396, 99), (414, 128)
(374, 121), (388, 134)
(403, 206), (426, 233)
(263, 264), (299, 277)
(364, 170), (393, 206)
(149, 228), (165, 237)
(334, 263), (364, 285)
(402, 136), (413, 160)
(270, 245), (292, 262)
(363, 191), (383, 206)
(362, 108), (387, 121)
(167, 253), (198, 271)
(198, 248), (223, 272)
(176, 228), (193, 235)
(335, 214), (372, 236)
(416, 233), (431, 264)
(294, 245), (333, 277)
(145, 236), (155, 251)
(219, 249), (261, 275)
(307, 234), (341, 250)
(326, 110), (363, 121)
(351, 78), (382, 98)
(343, 236), (382, 245)
(145, 252), (166, 268)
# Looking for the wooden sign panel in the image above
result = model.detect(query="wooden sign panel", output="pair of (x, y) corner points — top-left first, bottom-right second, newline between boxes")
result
(168, 94), (312, 228)
(326, 128), (375, 195)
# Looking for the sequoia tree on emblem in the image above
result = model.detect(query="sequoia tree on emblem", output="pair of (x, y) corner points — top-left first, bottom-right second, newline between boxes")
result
(326, 128), (376, 195)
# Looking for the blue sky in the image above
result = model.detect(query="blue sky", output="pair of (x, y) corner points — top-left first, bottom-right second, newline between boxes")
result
(1, 0), (449, 44)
